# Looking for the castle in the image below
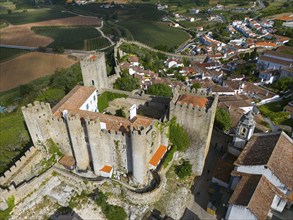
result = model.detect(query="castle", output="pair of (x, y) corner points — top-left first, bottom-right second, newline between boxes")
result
(21, 52), (218, 186)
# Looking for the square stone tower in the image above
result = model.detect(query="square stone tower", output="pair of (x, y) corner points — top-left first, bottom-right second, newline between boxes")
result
(80, 52), (108, 92)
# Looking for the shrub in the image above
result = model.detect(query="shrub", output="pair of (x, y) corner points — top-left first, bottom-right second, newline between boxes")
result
(215, 108), (232, 132)
(162, 145), (177, 168)
(113, 75), (140, 92)
(37, 88), (65, 105)
(175, 160), (192, 179)
(95, 191), (127, 220)
(0, 196), (15, 220)
(146, 83), (172, 97)
(169, 118), (190, 152)
(98, 92), (128, 112)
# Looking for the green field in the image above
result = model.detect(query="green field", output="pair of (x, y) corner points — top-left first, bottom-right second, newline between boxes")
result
(85, 37), (111, 50)
(32, 26), (101, 50)
(71, 3), (190, 50)
(0, 48), (28, 62)
(118, 21), (189, 48)
(0, 8), (74, 25)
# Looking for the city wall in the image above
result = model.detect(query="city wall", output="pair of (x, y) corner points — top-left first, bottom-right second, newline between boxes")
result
(0, 146), (43, 187)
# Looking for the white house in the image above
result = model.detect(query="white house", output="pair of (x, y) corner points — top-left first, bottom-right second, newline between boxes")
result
(259, 69), (280, 84)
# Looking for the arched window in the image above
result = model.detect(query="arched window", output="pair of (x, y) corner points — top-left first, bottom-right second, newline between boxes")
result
(240, 127), (247, 136)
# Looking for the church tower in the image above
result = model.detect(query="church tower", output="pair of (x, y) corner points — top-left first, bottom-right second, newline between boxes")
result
(233, 110), (256, 149)
(80, 52), (108, 92)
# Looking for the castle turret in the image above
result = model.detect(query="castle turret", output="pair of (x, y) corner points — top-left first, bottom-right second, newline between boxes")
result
(80, 52), (108, 92)
(21, 101), (53, 148)
(131, 127), (148, 185)
(66, 114), (90, 171)
(233, 110), (256, 149)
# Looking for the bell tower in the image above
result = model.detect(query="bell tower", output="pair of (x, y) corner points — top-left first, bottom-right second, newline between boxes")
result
(233, 111), (256, 149)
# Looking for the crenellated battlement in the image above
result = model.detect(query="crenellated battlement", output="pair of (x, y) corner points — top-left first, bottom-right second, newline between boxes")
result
(0, 146), (42, 186)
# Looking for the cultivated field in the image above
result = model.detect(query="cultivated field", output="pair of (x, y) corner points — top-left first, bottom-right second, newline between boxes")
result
(0, 16), (101, 47)
(32, 26), (101, 50)
(0, 52), (77, 92)
(0, 48), (29, 62)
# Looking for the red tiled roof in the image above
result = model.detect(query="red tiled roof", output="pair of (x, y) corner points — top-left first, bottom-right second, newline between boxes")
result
(149, 145), (168, 167)
(255, 42), (277, 47)
(275, 15), (293, 22)
(235, 132), (293, 190)
(59, 155), (75, 167)
(177, 94), (208, 108)
(100, 165), (112, 173)
(52, 85), (96, 115)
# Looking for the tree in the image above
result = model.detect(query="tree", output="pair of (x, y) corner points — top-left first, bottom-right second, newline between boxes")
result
(191, 82), (201, 90)
(175, 160), (192, 179)
(215, 108), (232, 132)
(113, 75), (140, 92)
(115, 108), (126, 118)
(146, 83), (172, 97)
(250, 48), (258, 60)
(273, 77), (293, 92)
(53, 46), (64, 54)
(169, 118), (190, 151)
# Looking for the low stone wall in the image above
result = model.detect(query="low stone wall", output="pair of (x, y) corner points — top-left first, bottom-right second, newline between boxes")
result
(0, 146), (43, 186)
(123, 175), (166, 205)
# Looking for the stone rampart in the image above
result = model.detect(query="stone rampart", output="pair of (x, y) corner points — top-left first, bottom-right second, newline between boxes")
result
(117, 39), (207, 62)
(0, 146), (43, 186)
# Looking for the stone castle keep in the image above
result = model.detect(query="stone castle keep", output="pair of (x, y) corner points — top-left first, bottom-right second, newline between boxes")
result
(21, 52), (218, 186)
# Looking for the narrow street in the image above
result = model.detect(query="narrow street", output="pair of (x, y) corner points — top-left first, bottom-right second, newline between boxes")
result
(182, 128), (231, 220)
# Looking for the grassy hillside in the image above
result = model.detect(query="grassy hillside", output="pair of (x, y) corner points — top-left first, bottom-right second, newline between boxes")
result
(0, 8), (74, 25)
(32, 26), (101, 50)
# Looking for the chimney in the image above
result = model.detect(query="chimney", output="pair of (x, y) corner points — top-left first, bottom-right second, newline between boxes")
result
(129, 104), (137, 120)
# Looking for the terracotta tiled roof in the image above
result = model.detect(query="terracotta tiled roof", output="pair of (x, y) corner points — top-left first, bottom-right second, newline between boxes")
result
(100, 165), (112, 173)
(59, 155), (75, 167)
(230, 174), (286, 220)
(234, 132), (281, 166)
(235, 132), (293, 190)
(149, 145), (168, 167)
(229, 174), (261, 206)
(275, 15), (293, 22)
(52, 85), (96, 116)
(243, 82), (277, 100)
(267, 133), (293, 190)
(248, 176), (286, 220)
(255, 42), (277, 47)
(177, 94), (208, 108)
(52, 85), (154, 132)
(223, 80), (241, 90)
(128, 55), (139, 63)
(211, 85), (234, 93)
(213, 158), (234, 183)
(67, 109), (154, 133)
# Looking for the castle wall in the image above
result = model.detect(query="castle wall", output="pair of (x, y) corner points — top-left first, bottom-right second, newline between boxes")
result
(66, 115), (89, 171)
(0, 146), (43, 187)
